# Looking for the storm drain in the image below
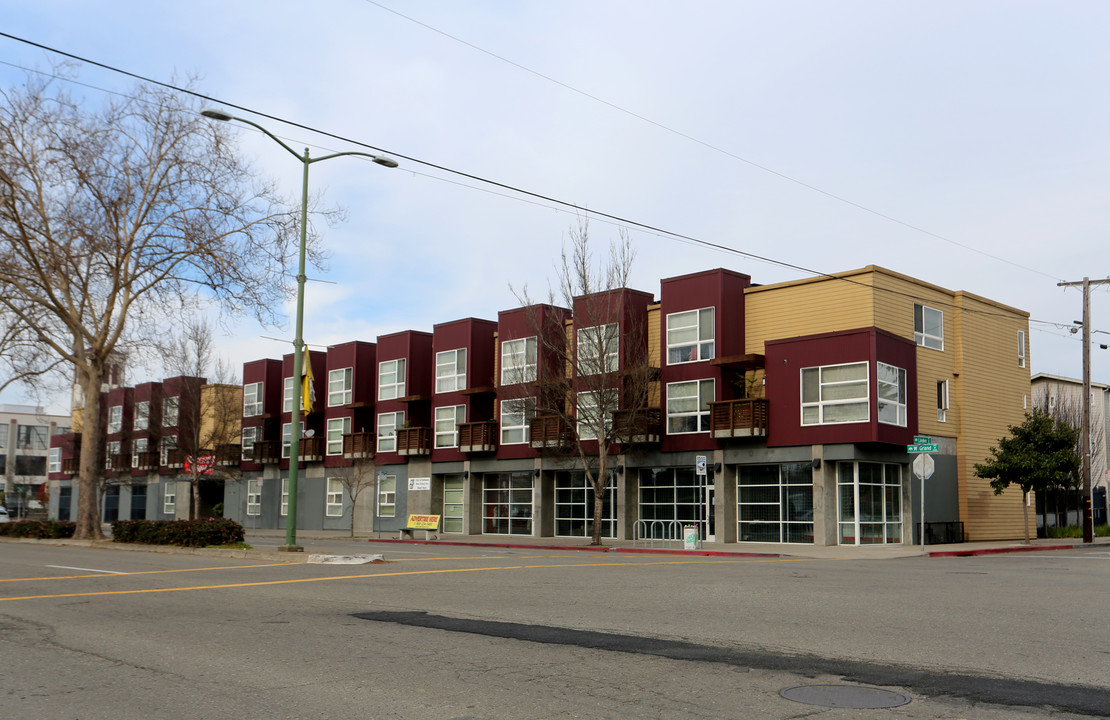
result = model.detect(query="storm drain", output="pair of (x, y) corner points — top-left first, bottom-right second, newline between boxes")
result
(780, 684), (911, 709)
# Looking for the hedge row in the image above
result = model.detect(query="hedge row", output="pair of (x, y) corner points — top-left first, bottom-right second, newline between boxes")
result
(111, 518), (245, 547)
(0, 519), (77, 539)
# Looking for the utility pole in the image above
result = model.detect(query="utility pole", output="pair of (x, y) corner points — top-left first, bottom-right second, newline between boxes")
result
(1058, 276), (1110, 543)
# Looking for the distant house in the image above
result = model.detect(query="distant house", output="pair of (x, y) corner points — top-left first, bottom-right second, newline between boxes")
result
(1, 404), (70, 518)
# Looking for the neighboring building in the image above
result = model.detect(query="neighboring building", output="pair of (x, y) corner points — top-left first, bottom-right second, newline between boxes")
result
(1, 404), (70, 518)
(223, 264), (1031, 546)
(1031, 373), (1110, 529)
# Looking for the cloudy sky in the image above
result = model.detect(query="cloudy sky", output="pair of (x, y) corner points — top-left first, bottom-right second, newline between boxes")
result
(2, 1), (1108, 412)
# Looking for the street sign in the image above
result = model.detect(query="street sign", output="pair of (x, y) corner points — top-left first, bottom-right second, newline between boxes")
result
(695, 456), (707, 476)
(913, 435), (932, 444)
(912, 453), (935, 480)
(907, 443), (939, 453)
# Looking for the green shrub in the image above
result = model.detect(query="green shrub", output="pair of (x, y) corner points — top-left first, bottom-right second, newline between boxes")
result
(1045, 524), (1110, 538)
(0, 519), (77, 539)
(111, 518), (245, 547)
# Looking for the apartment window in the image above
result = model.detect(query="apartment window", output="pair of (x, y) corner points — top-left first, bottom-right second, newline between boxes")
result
(500, 397), (535, 444)
(283, 377), (294, 413)
(246, 478), (262, 516)
(1018, 330), (1026, 368)
(162, 396), (179, 427)
(436, 348), (467, 393)
(576, 390), (616, 441)
(434, 405), (465, 449)
(378, 359), (406, 401)
(48, 447), (61, 474)
(838, 461), (903, 545)
(243, 382), (263, 416)
(376, 412), (404, 453)
(913, 303), (944, 350)
(666, 379), (714, 434)
(160, 435), (177, 466)
(576, 324), (619, 375)
(378, 475), (396, 517)
(16, 425), (47, 450)
(163, 482), (176, 515)
(326, 477), (344, 517)
(667, 307), (715, 364)
(106, 441), (120, 470)
(280, 477), (289, 516)
(500, 337), (537, 385)
(108, 405), (123, 434)
(326, 417), (351, 456)
(328, 368), (353, 407)
(134, 401), (150, 430)
(801, 362), (869, 425)
(241, 426), (258, 461)
(937, 380), (949, 422)
(281, 422), (303, 459)
(876, 362), (907, 427)
(132, 437), (148, 467)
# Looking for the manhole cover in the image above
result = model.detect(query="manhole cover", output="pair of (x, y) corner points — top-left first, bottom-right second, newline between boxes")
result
(780, 684), (911, 709)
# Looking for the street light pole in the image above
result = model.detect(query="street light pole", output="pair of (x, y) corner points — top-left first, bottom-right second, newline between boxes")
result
(202, 109), (397, 551)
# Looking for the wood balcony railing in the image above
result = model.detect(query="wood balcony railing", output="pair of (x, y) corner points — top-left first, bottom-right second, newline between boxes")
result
(298, 435), (324, 462)
(61, 457), (80, 474)
(457, 421), (497, 453)
(396, 427), (431, 456)
(342, 432), (375, 459)
(709, 398), (769, 438)
(134, 450), (160, 471)
(611, 408), (661, 444)
(214, 444), (241, 466)
(530, 415), (573, 449)
(252, 440), (282, 464)
(109, 453), (132, 472)
(164, 448), (187, 469)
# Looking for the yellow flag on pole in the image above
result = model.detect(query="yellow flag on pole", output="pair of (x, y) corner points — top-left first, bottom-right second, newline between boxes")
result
(301, 349), (315, 414)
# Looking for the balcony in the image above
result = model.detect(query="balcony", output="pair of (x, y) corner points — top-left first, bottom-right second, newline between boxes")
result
(252, 440), (282, 464)
(342, 432), (376, 459)
(134, 450), (160, 471)
(709, 398), (769, 438)
(109, 453), (132, 472)
(458, 421), (497, 453)
(530, 415), (573, 449)
(396, 427), (431, 456)
(612, 408), (661, 444)
(214, 444), (241, 466)
(61, 457), (80, 474)
(298, 435), (324, 462)
(164, 448), (186, 470)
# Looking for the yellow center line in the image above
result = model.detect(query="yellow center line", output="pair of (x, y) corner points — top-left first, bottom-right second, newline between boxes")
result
(0, 556), (827, 602)
(0, 562), (299, 583)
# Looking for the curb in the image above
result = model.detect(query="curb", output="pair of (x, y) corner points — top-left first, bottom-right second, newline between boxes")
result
(364, 537), (781, 558)
(927, 543), (1080, 558)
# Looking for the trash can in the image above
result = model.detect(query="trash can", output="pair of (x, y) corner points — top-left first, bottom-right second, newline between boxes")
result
(683, 525), (700, 550)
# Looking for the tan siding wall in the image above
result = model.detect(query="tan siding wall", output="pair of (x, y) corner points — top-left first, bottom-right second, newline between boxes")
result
(744, 270), (877, 354)
(647, 305), (661, 408)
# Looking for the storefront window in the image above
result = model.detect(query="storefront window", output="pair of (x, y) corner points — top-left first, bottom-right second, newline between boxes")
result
(838, 461), (903, 544)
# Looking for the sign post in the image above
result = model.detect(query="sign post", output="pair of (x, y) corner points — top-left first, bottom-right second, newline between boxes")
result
(909, 438), (936, 551)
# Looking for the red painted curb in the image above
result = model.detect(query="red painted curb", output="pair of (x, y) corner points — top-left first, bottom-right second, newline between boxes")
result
(928, 544), (1078, 557)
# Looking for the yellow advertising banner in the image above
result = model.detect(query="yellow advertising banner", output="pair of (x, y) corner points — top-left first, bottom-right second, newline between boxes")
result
(406, 514), (441, 530)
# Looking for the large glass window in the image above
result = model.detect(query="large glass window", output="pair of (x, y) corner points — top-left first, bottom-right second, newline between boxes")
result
(131, 437), (148, 467)
(327, 417), (351, 456)
(483, 473), (534, 535)
(436, 348), (467, 393)
(638, 468), (712, 540)
(16, 425), (47, 450)
(500, 337), (537, 385)
(378, 359), (406, 401)
(914, 303), (944, 350)
(241, 426), (258, 461)
(246, 478), (262, 516)
(159, 435), (177, 466)
(281, 422), (303, 459)
(876, 362), (907, 427)
(243, 382), (263, 416)
(134, 400), (150, 430)
(576, 389), (615, 441)
(442, 475), (465, 533)
(326, 477), (344, 517)
(737, 463), (813, 544)
(105, 440), (121, 470)
(107, 405), (123, 434)
(666, 379), (714, 434)
(283, 377), (294, 413)
(434, 405), (465, 449)
(162, 396), (179, 427)
(378, 475), (396, 517)
(500, 397), (535, 445)
(838, 462), (903, 545)
(801, 362), (868, 425)
(280, 477), (289, 517)
(576, 324), (618, 375)
(667, 307), (715, 364)
(163, 482), (176, 515)
(937, 380), (949, 423)
(328, 368), (352, 407)
(555, 471), (616, 538)
(376, 412), (404, 453)
(48, 447), (61, 474)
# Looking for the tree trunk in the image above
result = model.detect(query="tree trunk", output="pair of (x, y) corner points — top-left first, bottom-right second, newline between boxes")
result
(192, 475), (201, 520)
(1022, 491), (1030, 544)
(590, 451), (609, 546)
(74, 364), (106, 540)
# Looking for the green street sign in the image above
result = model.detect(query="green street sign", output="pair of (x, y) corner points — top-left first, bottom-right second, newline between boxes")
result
(913, 435), (932, 444)
(907, 443), (939, 453)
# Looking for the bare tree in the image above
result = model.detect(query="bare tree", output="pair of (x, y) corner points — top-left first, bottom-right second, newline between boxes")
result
(336, 458), (378, 536)
(0, 70), (315, 538)
(514, 218), (654, 545)
(1034, 392), (1102, 530)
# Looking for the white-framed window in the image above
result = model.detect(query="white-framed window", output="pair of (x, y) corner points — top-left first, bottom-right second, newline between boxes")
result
(500, 337), (537, 385)
(434, 405), (466, 448)
(48, 447), (62, 473)
(280, 477), (289, 516)
(107, 405), (123, 434)
(1018, 330), (1026, 368)
(163, 482), (176, 515)
(576, 324), (619, 375)
(281, 422), (303, 459)
(500, 397), (535, 444)
(162, 396), (179, 427)
(443, 475), (465, 533)
(160, 435), (177, 466)
(377, 411), (404, 453)
(801, 362), (869, 425)
(576, 389), (616, 441)
(283, 377), (294, 413)
(243, 382), (263, 416)
(132, 437), (148, 467)
(667, 307), (715, 364)
(326, 477), (344, 517)
(133, 401), (150, 430)
(241, 426), (258, 461)
(378, 359), (406, 401)
(937, 380), (950, 422)
(378, 475), (396, 517)
(876, 362), (907, 427)
(105, 440), (120, 470)
(16, 425), (47, 450)
(328, 368), (353, 407)
(436, 348), (467, 393)
(837, 461), (903, 545)
(666, 379), (714, 434)
(913, 303), (944, 350)
(327, 416), (351, 456)
(246, 478), (262, 516)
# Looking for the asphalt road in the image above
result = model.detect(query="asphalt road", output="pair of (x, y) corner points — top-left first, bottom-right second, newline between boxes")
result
(1, 541), (1107, 719)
